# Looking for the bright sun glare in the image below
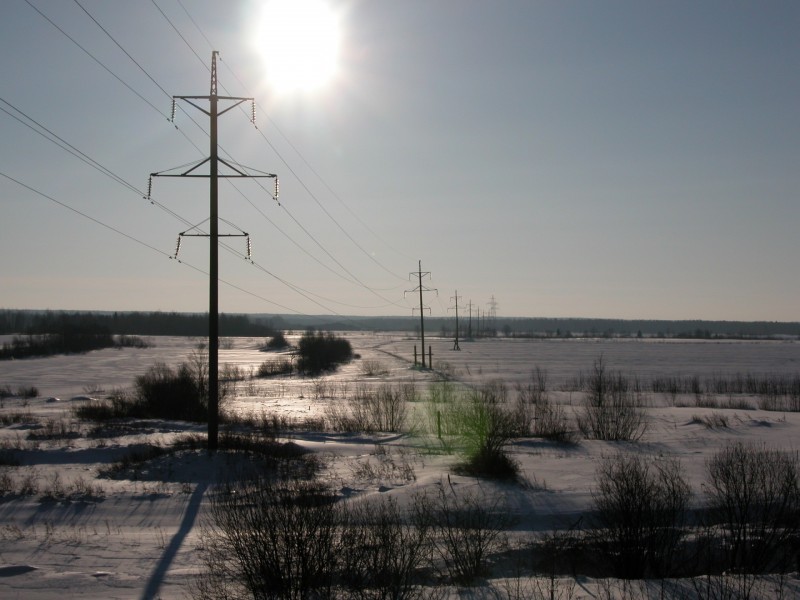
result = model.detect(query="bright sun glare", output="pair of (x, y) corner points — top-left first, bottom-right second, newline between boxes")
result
(255, 0), (340, 93)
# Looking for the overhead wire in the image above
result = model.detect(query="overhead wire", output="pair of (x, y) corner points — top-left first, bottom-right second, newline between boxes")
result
(149, 2), (410, 307)
(1, 171), (170, 259)
(24, 0), (411, 319)
(26, 0), (207, 157)
(149, 0), (209, 72)
(0, 96), (199, 231)
(0, 73), (362, 323)
(55, 0), (378, 316)
(0, 170), (358, 323)
(24, 0), (165, 121)
(171, 0), (411, 282)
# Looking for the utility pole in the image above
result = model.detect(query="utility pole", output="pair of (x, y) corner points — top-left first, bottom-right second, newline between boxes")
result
(466, 299), (473, 339)
(488, 295), (498, 336)
(449, 291), (462, 350)
(405, 260), (436, 368)
(149, 52), (278, 453)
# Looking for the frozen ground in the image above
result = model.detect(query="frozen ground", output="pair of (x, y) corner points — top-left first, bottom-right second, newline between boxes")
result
(1, 333), (799, 598)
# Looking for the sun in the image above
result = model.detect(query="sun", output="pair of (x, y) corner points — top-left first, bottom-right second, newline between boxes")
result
(254, 0), (341, 93)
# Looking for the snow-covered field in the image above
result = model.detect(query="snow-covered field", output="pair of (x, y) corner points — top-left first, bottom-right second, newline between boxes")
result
(1, 333), (799, 598)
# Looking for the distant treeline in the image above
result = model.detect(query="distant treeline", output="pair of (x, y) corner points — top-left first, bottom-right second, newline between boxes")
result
(0, 312), (116, 359)
(254, 314), (800, 339)
(1, 310), (798, 340)
(500, 317), (800, 339)
(0, 310), (277, 337)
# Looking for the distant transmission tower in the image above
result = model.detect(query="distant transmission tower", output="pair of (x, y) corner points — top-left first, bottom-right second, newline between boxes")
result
(405, 260), (437, 368)
(488, 295), (498, 335)
(449, 290), (462, 350)
(466, 299), (473, 339)
(149, 51), (278, 453)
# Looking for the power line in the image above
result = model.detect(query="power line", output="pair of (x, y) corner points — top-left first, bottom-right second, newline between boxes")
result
(24, 1), (408, 318)
(149, 0), (209, 71)
(0, 96), (199, 230)
(24, 0), (167, 120)
(171, 0), (410, 280)
(0, 170), (340, 320)
(0, 95), (378, 320)
(30, 3), (373, 312)
(1, 170), (170, 258)
(149, 3), (407, 299)
(73, 0), (172, 99)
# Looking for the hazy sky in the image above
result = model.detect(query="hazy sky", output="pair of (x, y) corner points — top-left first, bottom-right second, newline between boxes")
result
(1, 1), (798, 322)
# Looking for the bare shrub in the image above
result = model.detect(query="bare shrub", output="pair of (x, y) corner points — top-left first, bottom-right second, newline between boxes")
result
(70, 476), (105, 501)
(577, 358), (648, 441)
(326, 385), (409, 433)
(0, 411), (36, 426)
(340, 494), (433, 599)
(0, 469), (13, 495)
(453, 387), (519, 479)
(703, 442), (800, 575)
(723, 397), (755, 411)
(349, 446), (417, 486)
(696, 395), (721, 409)
(27, 417), (82, 440)
(198, 477), (343, 600)
(592, 453), (691, 579)
(690, 413), (729, 429)
(514, 369), (576, 443)
(423, 479), (515, 584)
(16, 385), (39, 399)
(262, 331), (289, 351)
(257, 358), (294, 378)
(220, 363), (248, 382)
(17, 469), (38, 495)
(360, 359), (389, 377)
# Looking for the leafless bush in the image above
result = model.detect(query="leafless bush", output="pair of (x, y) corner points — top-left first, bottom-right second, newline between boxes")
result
(724, 397), (755, 410)
(257, 358), (294, 378)
(16, 385), (39, 398)
(220, 363), (248, 382)
(17, 469), (38, 495)
(696, 395), (721, 409)
(0, 411), (37, 426)
(592, 453), (691, 579)
(577, 358), (648, 441)
(349, 445), (417, 486)
(514, 370), (576, 443)
(198, 476), (440, 600)
(703, 442), (800, 575)
(198, 477), (344, 599)
(0, 469), (13, 495)
(690, 413), (729, 429)
(69, 475), (105, 501)
(454, 388), (519, 479)
(340, 494), (433, 599)
(422, 479), (515, 584)
(326, 385), (409, 433)
(360, 359), (389, 377)
(27, 417), (82, 440)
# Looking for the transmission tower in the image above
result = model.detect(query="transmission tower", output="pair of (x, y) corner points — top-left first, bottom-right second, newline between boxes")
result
(449, 291), (462, 350)
(466, 299), (473, 339)
(405, 260), (436, 368)
(488, 295), (499, 335)
(149, 51), (278, 453)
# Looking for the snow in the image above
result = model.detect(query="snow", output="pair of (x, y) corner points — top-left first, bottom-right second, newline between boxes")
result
(1, 333), (799, 598)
